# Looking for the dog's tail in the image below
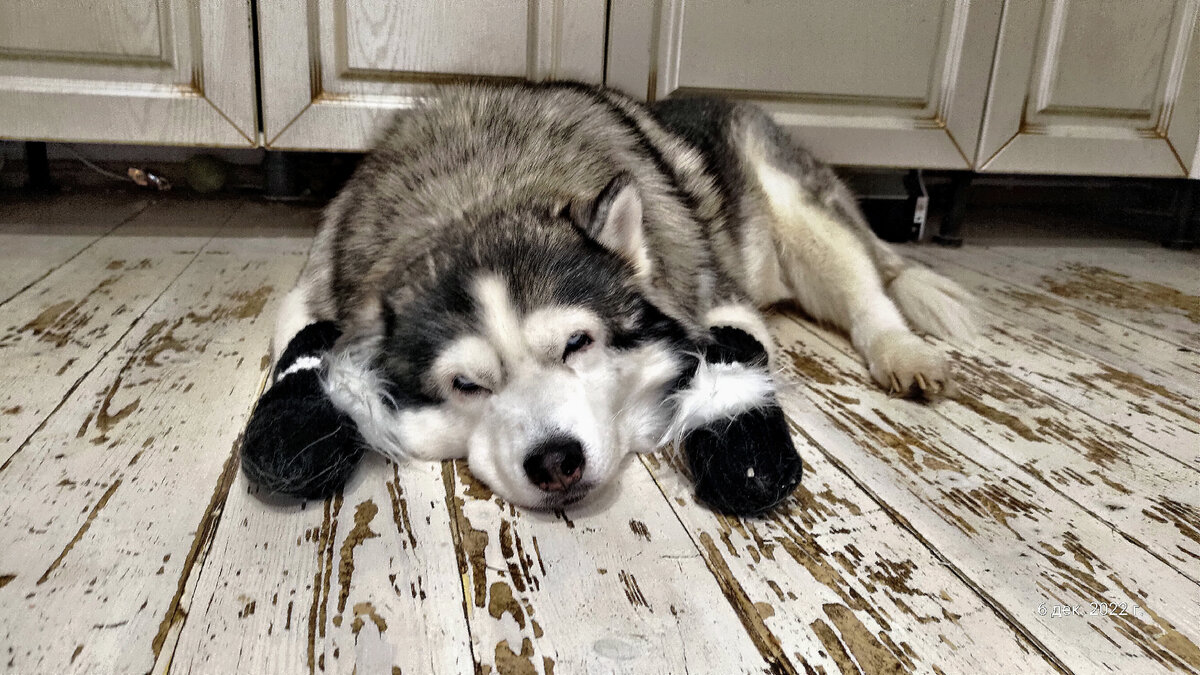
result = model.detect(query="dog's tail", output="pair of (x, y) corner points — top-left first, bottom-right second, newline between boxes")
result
(868, 240), (980, 345)
(889, 263), (980, 344)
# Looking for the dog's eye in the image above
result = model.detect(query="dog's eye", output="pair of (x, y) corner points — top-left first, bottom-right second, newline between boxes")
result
(562, 331), (594, 360)
(452, 375), (491, 395)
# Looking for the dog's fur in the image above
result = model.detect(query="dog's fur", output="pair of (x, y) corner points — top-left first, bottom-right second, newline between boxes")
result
(274, 83), (976, 509)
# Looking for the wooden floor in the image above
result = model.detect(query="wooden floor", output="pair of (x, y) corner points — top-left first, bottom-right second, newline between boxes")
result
(1, 193), (1198, 675)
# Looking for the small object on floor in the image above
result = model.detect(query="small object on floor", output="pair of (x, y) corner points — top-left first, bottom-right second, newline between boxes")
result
(680, 326), (803, 515)
(127, 167), (171, 191)
(184, 154), (230, 194)
(240, 321), (365, 499)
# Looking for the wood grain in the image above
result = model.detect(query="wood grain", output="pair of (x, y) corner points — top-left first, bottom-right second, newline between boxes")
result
(768, 314), (1200, 673)
(445, 458), (772, 674)
(903, 245), (1200, 387)
(0, 193), (151, 305)
(641, 438), (1059, 673)
(900, 249), (1200, 469)
(0, 0), (256, 145)
(0, 200), (243, 465)
(168, 456), (473, 675)
(0, 0), (163, 59)
(2, 197), (1199, 674)
(608, 0), (1003, 169)
(792, 300), (1200, 580)
(975, 0), (1200, 175)
(983, 245), (1200, 349)
(259, 0), (605, 151)
(0, 203), (311, 674)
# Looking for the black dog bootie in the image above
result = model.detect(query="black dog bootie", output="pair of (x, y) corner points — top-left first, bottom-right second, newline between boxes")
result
(240, 322), (365, 499)
(679, 326), (803, 515)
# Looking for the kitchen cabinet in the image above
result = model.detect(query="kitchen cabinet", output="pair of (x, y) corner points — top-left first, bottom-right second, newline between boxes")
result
(0, 0), (257, 146)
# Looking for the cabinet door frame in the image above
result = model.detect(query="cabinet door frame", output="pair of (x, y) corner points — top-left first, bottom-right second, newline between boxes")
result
(257, 0), (605, 151)
(975, 0), (1200, 177)
(607, 0), (1003, 169)
(0, 1), (257, 147)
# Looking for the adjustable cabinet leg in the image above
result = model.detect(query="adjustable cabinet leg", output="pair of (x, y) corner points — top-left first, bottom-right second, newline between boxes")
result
(263, 151), (303, 200)
(933, 172), (973, 248)
(1164, 179), (1198, 250)
(24, 141), (54, 193)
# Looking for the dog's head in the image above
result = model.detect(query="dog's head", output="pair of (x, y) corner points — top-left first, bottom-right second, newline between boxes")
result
(327, 175), (695, 508)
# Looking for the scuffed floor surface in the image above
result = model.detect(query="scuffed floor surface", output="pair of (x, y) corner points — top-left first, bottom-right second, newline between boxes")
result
(1, 193), (1198, 674)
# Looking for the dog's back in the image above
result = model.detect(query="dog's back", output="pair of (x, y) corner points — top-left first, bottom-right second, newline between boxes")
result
(304, 83), (725, 337)
(291, 82), (975, 391)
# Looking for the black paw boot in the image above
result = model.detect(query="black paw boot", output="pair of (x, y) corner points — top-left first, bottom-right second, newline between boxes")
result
(681, 326), (803, 516)
(240, 322), (365, 499)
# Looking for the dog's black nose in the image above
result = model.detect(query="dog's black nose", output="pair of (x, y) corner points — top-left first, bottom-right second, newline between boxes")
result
(523, 437), (585, 492)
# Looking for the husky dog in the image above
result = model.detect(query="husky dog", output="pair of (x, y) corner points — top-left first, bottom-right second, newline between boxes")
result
(270, 83), (975, 512)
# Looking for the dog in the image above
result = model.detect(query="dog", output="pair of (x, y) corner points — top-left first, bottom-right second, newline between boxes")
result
(270, 82), (976, 512)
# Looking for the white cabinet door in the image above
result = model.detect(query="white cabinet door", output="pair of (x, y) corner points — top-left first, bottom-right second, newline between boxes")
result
(0, 0), (257, 146)
(976, 0), (1200, 176)
(258, 0), (606, 151)
(607, 0), (1003, 169)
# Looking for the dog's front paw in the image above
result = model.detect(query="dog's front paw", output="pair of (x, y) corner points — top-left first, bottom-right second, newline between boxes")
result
(671, 324), (802, 515)
(683, 403), (802, 515)
(241, 372), (364, 499)
(241, 321), (366, 499)
(867, 331), (953, 398)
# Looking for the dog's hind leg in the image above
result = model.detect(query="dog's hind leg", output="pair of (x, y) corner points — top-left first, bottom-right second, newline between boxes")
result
(749, 154), (952, 397)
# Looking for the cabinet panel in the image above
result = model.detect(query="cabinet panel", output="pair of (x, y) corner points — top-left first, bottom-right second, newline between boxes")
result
(608, 0), (1003, 169)
(977, 0), (1200, 176)
(0, 0), (257, 146)
(342, 3), (530, 77)
(673, 2), (946, 102)
(0, 0), (163, 58)
(259, 0), (606, 151)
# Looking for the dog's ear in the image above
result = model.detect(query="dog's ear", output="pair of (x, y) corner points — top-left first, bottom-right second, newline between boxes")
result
(584, 173), (652, 278)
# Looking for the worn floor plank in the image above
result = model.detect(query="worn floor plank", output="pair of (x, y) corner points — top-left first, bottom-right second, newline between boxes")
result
(168, 456), (474, 675)
(769, 315), (1200, 673)
(812, 252), (1200, 579)
(0, 204), (311, 674)
(447, 459), (774, 674)
(944, 345), (1200, 580)
(903, 246), (1200, 390)
(0, 199), (242, 466)
(901, 249), (1200, 471)
(640, 439), (1059, 674)
(994, 245), (1200, 296)
(925, 244), (1200, 351)
(0, 192), (152, 305)
(3, 194), (1200, 675)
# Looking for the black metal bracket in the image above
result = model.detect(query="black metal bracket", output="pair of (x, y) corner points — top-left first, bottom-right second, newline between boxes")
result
(24, 141), (55, 193)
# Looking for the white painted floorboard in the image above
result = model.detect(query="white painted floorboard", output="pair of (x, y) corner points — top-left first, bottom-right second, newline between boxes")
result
(1, 194), (1197, 675)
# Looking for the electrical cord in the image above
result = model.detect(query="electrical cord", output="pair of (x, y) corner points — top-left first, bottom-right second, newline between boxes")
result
(59, 144), (131, 182)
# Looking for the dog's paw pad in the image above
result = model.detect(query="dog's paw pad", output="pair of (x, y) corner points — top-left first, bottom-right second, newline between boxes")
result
(868, 332), (952, 398)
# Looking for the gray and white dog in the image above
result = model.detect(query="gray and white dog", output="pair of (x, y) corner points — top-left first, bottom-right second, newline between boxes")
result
(272, 82), (976, 512)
